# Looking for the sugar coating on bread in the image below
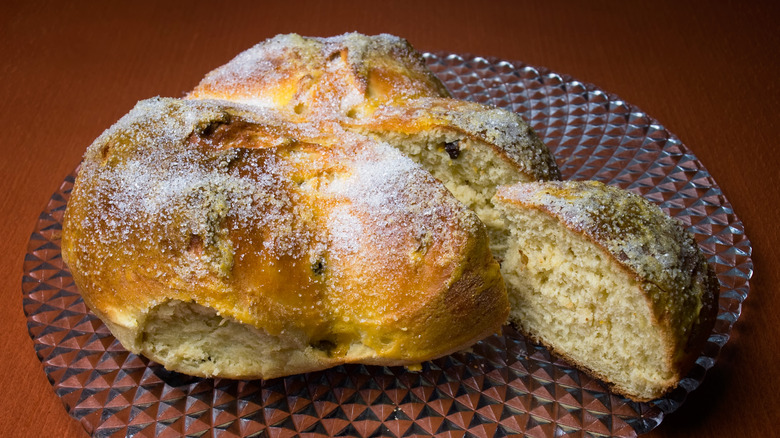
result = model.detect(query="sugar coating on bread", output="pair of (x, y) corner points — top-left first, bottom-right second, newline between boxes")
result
(493, 181), (718, 401)
(188, 33), (450, 120)
(61, 97), (508, 379)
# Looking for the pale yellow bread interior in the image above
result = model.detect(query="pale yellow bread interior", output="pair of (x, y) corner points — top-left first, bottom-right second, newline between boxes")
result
(492, 181), (719, 401)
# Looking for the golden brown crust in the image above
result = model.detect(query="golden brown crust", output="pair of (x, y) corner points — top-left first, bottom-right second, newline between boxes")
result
(62, 97), (508, 378)
(494, 180), (719, 400)
(187, 33), (450, 120)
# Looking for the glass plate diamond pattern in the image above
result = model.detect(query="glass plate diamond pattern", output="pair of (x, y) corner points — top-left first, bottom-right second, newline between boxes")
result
(23, 52), (752, 437)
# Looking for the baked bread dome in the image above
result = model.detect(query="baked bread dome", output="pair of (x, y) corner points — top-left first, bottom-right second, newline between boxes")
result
(492, 181), (719, 401)
(187, 33), (451, 120)
(61, 97), (508, 379)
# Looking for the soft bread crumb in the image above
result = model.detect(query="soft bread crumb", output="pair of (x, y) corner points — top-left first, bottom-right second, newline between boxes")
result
(493, 181), (718, 401)
(139, 300), (325, 379)
(498, 205), (670, 399)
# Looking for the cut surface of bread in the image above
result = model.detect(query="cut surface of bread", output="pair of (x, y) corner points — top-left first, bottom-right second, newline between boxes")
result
(492, 181), (719, 401)
(61, 97), (508, 379)
(116, 300), (324, 379)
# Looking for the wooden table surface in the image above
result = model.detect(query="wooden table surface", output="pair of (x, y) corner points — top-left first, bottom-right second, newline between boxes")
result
(2, 1), (778, 436)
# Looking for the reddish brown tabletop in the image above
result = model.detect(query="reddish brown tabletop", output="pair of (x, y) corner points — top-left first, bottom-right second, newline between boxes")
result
(2, 1), (778, 436)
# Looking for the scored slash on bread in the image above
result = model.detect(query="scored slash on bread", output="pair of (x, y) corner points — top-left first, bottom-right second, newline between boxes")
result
(62, 32), (718, 402)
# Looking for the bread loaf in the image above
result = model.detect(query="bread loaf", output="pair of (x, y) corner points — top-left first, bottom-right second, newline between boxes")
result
(492, 181), (719, 401)
(63, 32), (716, 403)
(61, 97), (508, 379)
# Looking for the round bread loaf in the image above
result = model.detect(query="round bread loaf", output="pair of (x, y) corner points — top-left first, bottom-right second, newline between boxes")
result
(62, 32), (718, 403)
(492, 181), (719, 401)
(61, 97), (508, 379)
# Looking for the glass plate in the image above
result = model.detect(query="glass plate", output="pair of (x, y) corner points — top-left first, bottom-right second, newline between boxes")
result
(23, 52), (752, 437)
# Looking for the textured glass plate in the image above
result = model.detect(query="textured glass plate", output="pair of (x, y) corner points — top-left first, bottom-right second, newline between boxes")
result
(23, 53), (752, 437)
